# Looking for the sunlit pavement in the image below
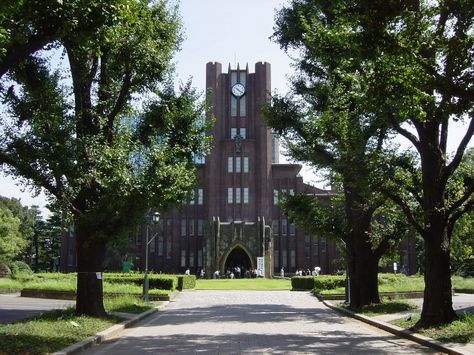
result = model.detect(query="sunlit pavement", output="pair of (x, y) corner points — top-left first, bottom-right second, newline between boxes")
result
(79, 290), (441, 354)
(0, 293), (74, 324)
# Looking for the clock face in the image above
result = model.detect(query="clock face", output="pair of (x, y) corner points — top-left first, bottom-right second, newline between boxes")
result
(231, 83), (246, 97)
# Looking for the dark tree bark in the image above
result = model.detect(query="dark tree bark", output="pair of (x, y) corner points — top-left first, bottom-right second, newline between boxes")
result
(74, 218), (107, 317)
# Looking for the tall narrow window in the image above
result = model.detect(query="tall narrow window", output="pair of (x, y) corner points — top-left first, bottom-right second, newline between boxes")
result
(180, 249), (186, 267)
(149, 238), (155, 253)
(290, 222), (296, 236)
(290, 250), (296, 268)
(235, 157), (241, 173)
(272, 220), (279, 236)
(273, 189), (279, 205)
(189, 219), (195, 236)
(197, 219), (204, 236)
(243, 157), (249, 173)
(231, 128), (237, 139)
(274, 250), (279, 268)
(282, 250), (288, 268)
(198, 250), (203, 267)
(235, 187), (241, 203)
(198, 189), (203, 205)
(189, 190), (195, 205)
(240, 95), (246, 116)
(240, 128), (246, 139)
(281, 219), (288, 236)
(166, 238), (172, 259)
(181, 219), (186, 237)
(227, 188), (233, 203)
(243, 188), (249, 204)
(189, 250), (195, 267)
(158, 236), (164, 256)
(228, 157), (233, 172)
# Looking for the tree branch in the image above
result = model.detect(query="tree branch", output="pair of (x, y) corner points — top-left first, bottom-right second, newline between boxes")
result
(444, 116), (474, 181)
(382, 188), (425, 238)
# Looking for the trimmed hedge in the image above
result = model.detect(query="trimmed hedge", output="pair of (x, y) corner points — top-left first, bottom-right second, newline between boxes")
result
(292, 275), (345, 291)
(104, 275), (177, 290)
(177, 275), (196, 290)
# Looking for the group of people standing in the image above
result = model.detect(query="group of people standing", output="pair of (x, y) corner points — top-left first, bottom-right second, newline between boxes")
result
(280, 266), (321, 277)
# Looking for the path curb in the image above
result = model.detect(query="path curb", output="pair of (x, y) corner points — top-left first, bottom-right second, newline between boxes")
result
(322, 300), (471, 355)
(52, 303), (166, 355)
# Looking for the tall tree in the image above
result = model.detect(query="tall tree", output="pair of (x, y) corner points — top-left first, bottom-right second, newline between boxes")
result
(271, 0), (473, 327)
(266, 2), (398, 307)
(0, 0), (211, 316)
(0, 206), (25, 264)
(361, 0), (474, 327)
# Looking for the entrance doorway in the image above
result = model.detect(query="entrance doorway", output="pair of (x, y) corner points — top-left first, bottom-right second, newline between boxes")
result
(224, 246), (252, 273)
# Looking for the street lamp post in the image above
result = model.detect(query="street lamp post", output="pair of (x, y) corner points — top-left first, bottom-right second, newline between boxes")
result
(143, 211), (160, 302)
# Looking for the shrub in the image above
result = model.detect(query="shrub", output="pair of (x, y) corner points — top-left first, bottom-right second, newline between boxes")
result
(0, 263), (12, 278)
(292, 275), (346, 291)
(10, 261), (33, 280)
(177, 275), (196, 290)
(103, 274), (177, 290)
(291, 276), (317, 290)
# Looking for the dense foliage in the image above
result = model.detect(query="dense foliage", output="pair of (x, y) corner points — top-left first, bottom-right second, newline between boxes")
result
(0, 0), (212, 316)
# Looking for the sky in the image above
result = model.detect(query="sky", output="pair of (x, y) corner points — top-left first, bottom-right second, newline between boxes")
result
(0, 0), (471, 217)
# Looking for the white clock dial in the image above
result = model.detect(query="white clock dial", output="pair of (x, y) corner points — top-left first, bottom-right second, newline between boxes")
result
(231, 83), (246, 97)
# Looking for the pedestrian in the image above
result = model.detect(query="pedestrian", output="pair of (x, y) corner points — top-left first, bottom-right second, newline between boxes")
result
(281, 267), (285, 277)
(185, 268), (190, 275)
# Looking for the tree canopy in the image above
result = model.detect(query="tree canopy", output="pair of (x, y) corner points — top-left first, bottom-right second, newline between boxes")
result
(0, 0), (212, 316)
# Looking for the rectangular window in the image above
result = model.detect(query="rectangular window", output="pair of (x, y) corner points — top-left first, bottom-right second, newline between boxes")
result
(290, 222), (296, 236)
(149, 238), (156, 253)
(272, 220), (279, 236)
(235, 157), (241, 173)
(281, 219), (287, 236)
(240, 128), (246, 139)
(166, 238), (172, 259)
(158, 236), (163, 256)
(181, 219), (186, 237)
(235, 187), (241, 204)
(197, 219), (204, 236)
(243, 157), (249, 173)
(189, 250), (195, 267)
(243, 188), (249, 204)
(273, 189), (279, 205)
(227, 187), (233, 203)
(240, 95), (246, 117)
(189, 219), (195, 236)
(290, 250), (296, 268)
(231, 128), (237, 139)
(228, 157), (233, 173)
(198, 189), (203, 205)
(180, 249), (186, 267)
(282, 250), (288, 268)
(231, 96), (237, 117)
(197, 249), (203, 268)
(305, 246), (310, 259)
(231, 71), (238, 85)
(189, 190), (195, 205)
(274, 250), (279, 268)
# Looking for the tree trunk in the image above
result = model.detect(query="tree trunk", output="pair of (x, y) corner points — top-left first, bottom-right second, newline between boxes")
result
(348, 238), (380, 308)
(75, 222), (107, 317)
(417, 224), (457, 328)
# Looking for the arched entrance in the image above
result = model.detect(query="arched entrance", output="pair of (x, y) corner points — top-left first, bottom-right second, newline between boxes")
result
(224, 246), (252, 273)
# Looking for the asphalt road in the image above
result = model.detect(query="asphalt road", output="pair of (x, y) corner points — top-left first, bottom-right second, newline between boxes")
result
(0, 293), (75, 324)
(80, 290), (441, 354)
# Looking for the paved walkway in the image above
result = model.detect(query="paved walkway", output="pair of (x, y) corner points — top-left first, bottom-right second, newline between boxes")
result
(0, 293), (74, 324)
(80, 290), (440, 354)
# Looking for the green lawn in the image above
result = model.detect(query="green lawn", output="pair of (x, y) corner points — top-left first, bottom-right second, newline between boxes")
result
(196, 278), (291, 290)
(391, 313), (474, 343)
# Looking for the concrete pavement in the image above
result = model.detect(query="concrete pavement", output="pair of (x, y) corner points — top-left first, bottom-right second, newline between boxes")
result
(0, 292), (75, 323)
(77, 290), (442, 354)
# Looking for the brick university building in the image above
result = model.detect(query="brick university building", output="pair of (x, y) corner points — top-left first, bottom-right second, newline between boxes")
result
(61, 62), (416, 276)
